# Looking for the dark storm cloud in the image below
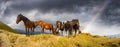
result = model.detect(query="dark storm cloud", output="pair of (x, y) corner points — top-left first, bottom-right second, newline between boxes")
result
(2, 0), (120, 35)
(9, 0), (81, 13)
(7, 0), (105, 13)
(100, 0), (120, 25)
(0, 0), (7, 2)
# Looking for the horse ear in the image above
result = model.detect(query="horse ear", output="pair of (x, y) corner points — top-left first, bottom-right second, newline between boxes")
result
(20, 13), (23, 16)
(18, 13), (23, 17)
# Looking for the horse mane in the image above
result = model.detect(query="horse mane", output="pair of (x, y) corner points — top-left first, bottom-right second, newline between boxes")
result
(19, 14), (30, 21)
(23, 16), (30, 21)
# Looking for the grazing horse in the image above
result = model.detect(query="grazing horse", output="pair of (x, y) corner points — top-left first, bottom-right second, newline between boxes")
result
(55, 21), (64, 35)
(64, 21), (72, 35)
(71, 19), (81, 34)
(34, 20), (56, 35)
(16, 14), (36, 36)
(64, 19), (81, 36)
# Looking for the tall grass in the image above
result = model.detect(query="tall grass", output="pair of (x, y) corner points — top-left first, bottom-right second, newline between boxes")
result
(0, 30), (120, 47)
(0, 21), (120, 47)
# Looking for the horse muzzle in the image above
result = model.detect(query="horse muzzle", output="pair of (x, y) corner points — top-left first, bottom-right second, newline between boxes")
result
(16, 21), (19, 24)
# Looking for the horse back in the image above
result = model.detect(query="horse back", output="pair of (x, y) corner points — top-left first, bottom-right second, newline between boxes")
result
(37, 21), (54, 29)
(25, 21), (35, 28)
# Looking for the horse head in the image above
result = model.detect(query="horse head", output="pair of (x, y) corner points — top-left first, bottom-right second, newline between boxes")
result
(16, 14), (23, 24)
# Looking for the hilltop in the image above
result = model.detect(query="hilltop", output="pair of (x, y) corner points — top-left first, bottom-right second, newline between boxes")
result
(0, 21), (120, 47)
(0, 21), (17, 33)
(0, 30), (120, 47)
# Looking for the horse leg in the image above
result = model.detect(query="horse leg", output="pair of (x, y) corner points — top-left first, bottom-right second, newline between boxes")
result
(68, 30), (71, 36)
(61, 31), (63, 36)
(57, 28), (60, 35)
(53, 29), (56, 35)
(32, 28), (35, 34)
(56, 28), (59, 33)
(28, 28), (30, 37)
(50, 29), (52, 34)
(69, 29), (72, 35)
(66, 30), (68, 34)
(78, 29), (81, 34)
(65, 29), (67, 35)
(55, 28), (59, 35)
(40, 27), (44, 33)
(74, 29), (77, 37)
(50, 28), (53, 34)
(26, 28), (28, 36)
(55, 28), (58, 32)
(30, 28), (33, 35)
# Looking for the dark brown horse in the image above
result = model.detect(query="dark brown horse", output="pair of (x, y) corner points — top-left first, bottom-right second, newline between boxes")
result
(16, 14), (36, 36)
(71, 19), (81, 34)
(64, 19), (81, 36)
(34, 20), (56, 35)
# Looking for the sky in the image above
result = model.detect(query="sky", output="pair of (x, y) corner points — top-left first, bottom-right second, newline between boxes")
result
(0, 0), (120, 36)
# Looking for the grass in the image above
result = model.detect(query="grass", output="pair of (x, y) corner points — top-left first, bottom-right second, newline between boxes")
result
(0, 21), (17, 33)
(0, 21), (120, 47)
(0, 30), (120, 47)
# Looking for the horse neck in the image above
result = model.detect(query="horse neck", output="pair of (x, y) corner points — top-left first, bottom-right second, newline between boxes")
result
(22, 17), (31, 24)
(38, 21), (42, 26)
(34, 21), (42, 26)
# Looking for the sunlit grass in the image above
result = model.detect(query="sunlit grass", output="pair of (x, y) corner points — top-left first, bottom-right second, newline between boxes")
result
(0, 21), (120, 47)
(0, 29), (120, 47)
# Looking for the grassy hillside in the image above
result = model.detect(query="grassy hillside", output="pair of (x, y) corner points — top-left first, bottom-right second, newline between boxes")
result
(0, 21), (17, 33)
(0, 21), (120, 47)
(0, 30), (120, 47)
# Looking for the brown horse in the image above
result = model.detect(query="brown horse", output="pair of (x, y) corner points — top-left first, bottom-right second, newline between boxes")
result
(34, 20), (56, 35)
(16, 14), (36, 36)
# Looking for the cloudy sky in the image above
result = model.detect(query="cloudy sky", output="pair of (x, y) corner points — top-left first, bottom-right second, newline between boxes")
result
(0, 0), (120, 35)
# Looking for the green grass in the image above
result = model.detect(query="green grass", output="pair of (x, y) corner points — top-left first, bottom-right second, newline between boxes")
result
(0, 21), (17, 33)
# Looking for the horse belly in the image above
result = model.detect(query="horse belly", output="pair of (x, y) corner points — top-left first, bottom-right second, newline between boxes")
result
(45, 26), (50, 30)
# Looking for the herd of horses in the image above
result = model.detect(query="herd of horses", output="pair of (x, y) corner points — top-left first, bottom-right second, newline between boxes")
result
(16, 14), (81, 37)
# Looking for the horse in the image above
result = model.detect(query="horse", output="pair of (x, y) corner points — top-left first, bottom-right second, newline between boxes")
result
(63, 21), (72, 36)
(71, 19), (81, 34)
(34, 20), (56, 35)
(55, 21), (64, 35)
(64, 19), (81, 36)
(16, 14), (36, 36)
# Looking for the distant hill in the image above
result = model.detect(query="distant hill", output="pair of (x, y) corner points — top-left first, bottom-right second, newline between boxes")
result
(15, 29), (40, 34)
(107, 34), (120, 38)
(0, 21), (17, 33)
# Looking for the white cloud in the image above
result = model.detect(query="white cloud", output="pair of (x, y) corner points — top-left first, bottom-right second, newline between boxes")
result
(0, 1), (13, 18)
